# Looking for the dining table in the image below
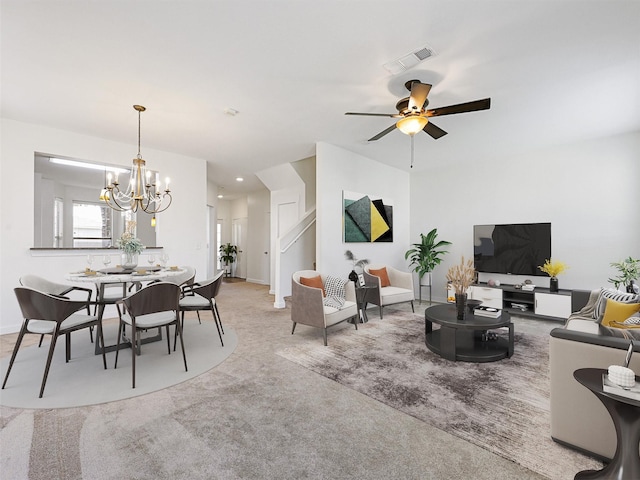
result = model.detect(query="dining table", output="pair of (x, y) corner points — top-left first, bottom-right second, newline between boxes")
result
(67, 266), (187, 354)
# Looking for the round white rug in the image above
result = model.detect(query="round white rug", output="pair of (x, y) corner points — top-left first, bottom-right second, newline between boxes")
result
(0, 318), (237, 409)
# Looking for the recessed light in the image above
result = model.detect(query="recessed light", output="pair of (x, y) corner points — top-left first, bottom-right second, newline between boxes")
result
(236, 177), (244, 182)
(217, 194), (224, 198)
(224, 107), (239, 116)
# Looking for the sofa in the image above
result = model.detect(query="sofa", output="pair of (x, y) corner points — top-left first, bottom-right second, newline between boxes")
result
(549, 288), (640, 460)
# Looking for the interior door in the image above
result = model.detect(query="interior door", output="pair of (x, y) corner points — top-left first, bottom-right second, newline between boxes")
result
(232, 217), (248, 279)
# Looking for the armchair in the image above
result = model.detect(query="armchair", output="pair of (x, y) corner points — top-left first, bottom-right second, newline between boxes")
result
(363, 264), (415, 318)
(291, 270), (358, 346)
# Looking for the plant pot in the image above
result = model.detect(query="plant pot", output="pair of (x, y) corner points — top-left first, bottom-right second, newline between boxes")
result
(455, 293), (467, 320)
(550, 277), (559, 292)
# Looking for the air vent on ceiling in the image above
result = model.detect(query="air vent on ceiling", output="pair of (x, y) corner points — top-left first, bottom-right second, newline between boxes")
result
(383, 45), (436, 75)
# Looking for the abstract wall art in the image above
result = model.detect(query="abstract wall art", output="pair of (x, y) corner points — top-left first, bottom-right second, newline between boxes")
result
(343, 191), (393, 243)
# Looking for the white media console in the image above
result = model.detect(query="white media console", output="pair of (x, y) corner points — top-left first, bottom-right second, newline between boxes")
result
(449, 283), (572, 320)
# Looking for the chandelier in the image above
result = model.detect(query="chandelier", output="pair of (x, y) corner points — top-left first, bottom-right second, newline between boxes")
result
(101, 105), (172, 214)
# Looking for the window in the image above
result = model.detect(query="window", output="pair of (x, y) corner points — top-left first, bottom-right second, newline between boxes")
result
(72, 202), (112, 248)
(54, 197), (63, 247)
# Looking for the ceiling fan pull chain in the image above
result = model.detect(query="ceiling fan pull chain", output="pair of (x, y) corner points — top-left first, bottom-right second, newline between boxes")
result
(410, 134), (415, 169)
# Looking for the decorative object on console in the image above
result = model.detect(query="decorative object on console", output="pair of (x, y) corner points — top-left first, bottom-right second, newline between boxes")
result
(608, 256), (640, 293)
(538, 258), (569, 293)
(474, 305), (502, 318)
(446, 256), (476, 320)
(101, 105), (172, 214)
(467, 299), (482, 313)
(344, 250), (369, 283)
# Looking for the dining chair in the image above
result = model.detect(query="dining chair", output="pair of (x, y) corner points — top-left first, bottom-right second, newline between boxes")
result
(113, 282), (187, 389)
(19, 274), (95, 345)
(177, 270), (225, 348)
(3, 287), (107, 398)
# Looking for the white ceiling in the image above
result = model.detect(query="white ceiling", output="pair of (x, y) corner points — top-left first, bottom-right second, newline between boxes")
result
(2, 1), (639, 198)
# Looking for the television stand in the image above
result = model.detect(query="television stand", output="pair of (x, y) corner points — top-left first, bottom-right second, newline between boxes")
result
(468, 283), (572, 320)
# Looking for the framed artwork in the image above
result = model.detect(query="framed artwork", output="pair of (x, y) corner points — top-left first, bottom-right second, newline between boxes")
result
(343, 190), (393, 243)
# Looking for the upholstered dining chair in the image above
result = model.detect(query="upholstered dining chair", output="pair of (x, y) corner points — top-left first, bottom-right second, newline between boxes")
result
(178, 270), (225, 348)
(114, 282), (187, 389)
(291, 270), (358, 346)
(3, 287), (107, 398)
(363, 264), (415, 318)
(20, 274), (95, 345)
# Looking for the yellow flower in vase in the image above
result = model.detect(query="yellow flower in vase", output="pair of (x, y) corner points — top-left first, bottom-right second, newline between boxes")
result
(538, 259), (568, 292)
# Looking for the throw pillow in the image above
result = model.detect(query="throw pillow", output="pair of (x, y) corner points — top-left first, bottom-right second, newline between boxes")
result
(600, 298), (640, 327)
(369, 267), (391, 287)
(300, 275), (325, 296)
(594, 288), (639, 319)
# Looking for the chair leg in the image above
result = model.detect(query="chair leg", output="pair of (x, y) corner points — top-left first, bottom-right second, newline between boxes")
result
(196, 311), (201, 324)
(174, 310), (185, 352)
(39, 332), (60, 398)
(114, 321), (124, 368)
(379, 306), (383, 319)
(214, 304), (224, 334)
(323, 328), (328, 346)
(132, 329), (139, 388)
(65, 332), (71, 363)
(96, 321), (107, 370)
(291, 322), (297, 334)
(175, 319), (188, 372)
(213, 313), (224, 347)
(411, 301), (415, 313)
(165, 325), (171, 354)
(353, 316), (358, 330)
(2, 324), (29, 389)
(38, 334), (44, 347)
(89, 325), (94, 344)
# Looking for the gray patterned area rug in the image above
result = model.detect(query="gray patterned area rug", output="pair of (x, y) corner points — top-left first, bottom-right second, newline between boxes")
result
(277, 310), (602, 480)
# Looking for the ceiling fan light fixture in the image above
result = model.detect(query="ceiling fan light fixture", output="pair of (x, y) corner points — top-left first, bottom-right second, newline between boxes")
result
(396, 116), (428, 135)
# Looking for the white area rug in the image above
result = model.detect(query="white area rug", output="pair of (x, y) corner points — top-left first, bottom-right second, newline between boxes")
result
(0, 319), (236, 409)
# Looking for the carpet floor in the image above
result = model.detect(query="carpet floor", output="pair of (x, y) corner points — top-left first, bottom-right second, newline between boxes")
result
(0, 281), (598, 479)
(0, 318), (237, 409)
(277, 308), (602, 480)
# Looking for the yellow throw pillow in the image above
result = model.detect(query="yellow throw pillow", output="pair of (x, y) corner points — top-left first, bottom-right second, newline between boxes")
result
(300, 275), (325, 296)
(369, 267), (391, 287)
(601, 298), (640, 327)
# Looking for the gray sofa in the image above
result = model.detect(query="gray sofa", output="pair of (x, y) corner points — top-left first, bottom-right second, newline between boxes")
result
(549, 289), (640, 460)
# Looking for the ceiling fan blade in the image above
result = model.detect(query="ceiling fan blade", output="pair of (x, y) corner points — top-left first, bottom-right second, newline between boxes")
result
(422, 121), (448, 139)
(408, 82), (432, 111)
(368, 124), (397, 141)
(345, 112), (401, 117)
(427, 98), (491, 117)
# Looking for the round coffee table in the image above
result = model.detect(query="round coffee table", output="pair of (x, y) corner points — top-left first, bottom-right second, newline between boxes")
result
(424, 304), (514, 362)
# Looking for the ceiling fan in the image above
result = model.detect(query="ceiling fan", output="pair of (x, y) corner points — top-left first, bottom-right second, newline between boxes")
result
(345, 79), (491, 142)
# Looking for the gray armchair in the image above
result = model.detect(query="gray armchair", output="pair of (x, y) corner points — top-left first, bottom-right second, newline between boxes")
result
(363, 264), (415, 318)
(291, 270), (358, 346)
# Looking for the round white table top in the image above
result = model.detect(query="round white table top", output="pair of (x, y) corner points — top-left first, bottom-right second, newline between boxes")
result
(66, 267), (186, 284)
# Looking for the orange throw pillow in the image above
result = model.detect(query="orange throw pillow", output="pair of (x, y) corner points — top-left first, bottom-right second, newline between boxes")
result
(369, 267), (391, 287)
(300, 275), (325, 296)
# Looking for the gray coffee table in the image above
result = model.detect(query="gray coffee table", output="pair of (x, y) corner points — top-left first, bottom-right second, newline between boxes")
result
(425, 304), (514, 362)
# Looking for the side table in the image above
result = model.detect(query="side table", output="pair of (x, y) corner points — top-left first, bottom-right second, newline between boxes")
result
(355, 285), (377, 323)
(573, 368), (640, 480)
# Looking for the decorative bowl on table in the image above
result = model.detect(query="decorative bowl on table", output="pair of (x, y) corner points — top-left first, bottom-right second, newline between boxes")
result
(467, 299), (483, 313)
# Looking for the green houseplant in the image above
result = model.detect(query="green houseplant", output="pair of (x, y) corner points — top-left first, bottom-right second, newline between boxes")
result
(219, 243), (238, 276)
(608, 256), (640, 293)
(404, 228), (452, 280)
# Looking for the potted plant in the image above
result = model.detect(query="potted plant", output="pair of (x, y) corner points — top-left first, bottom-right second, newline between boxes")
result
(446, 256), (476, 319)
(608, 256), (640, 293)
(344, 250), (369, 283)
(219, 243), (238, 276)
(404, 228), (451, 294)
(538, 259), (569, 292)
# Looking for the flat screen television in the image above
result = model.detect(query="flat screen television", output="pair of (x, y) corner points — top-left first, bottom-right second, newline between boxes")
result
(473, 222), (551, 276)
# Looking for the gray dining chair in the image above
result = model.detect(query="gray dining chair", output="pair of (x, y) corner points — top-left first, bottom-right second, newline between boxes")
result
(3, 287), (107, 398)
(114, 282), (187, 389)
(177, 270), (225, 347)
(20, 274), (95, 345)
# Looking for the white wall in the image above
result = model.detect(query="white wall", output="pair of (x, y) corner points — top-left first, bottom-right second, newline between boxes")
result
(0, 118), (209, 334)
(410, 131), (640, 302)
(316, 142), (411, 279)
